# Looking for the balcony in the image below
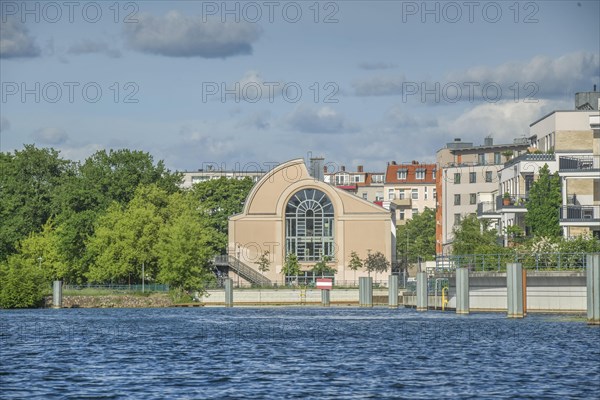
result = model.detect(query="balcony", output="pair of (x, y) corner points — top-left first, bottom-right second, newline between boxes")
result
(477, 201), (499, 218)
(560, 205), (600, 222)
(496, 194), (528, 211)
(504, 153), (555, 168)
(558, 155), (600, 172)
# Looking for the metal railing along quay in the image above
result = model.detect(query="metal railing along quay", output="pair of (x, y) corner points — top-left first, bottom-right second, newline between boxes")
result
(435, 252), (596, 272)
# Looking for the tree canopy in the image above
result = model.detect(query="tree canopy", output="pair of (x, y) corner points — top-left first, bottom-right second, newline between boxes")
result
(396, 207), (436, 262)
(525, 164), (562, 238)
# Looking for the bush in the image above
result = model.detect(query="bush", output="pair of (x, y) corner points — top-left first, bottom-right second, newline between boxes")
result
(0, 256), (49, 309)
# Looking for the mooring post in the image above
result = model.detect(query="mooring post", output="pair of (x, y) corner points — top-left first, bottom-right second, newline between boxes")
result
(587, 254), (600, 325)
(456, 267), (469, 315)
(416, 271), (427, 311)
(321, 289), (330, 307)
(359, 277), (373, 307)
(52, 280), (62, 309)
(507, 263), (524, 318)
(388, 275), (399, 308)
(224, 278), (233, 307)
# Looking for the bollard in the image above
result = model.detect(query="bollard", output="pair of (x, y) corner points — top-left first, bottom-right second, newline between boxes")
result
(507, 263), (524, 318)
(388, 275), (399, 308)
(587, 254), (600, 325)
(321, 289), (330, 307)
(52, 280), (62, 309)
(456, 267), (470, 315)
(416, 271), (427, 311)
(359, 277), (373, 307)
(224, 278), (233, 307)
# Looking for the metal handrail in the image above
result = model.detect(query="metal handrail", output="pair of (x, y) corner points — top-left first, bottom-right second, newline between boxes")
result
(213, 255), (272, 286)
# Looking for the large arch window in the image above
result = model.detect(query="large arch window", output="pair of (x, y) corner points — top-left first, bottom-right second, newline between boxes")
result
(285, 189), (334, 261)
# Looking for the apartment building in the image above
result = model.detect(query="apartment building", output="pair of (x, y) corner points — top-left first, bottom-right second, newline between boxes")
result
(384, 161), (436, 224)
(181, 168), (264, 189)
(436, 137), (530, 254)
(324, 165), (386, 203)
(477, 91), (600, 241)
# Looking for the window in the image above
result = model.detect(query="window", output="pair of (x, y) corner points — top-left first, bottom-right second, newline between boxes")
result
(354, 175), (361, 183)
(494, 152), (501, 164)
(372, 175), (384, 184)
(415, 169), (425, 180)
(454, 194), (461, 205)
(362, 192), (368, 200)
(478, 153), (486, 165)
(399, 210), (405, 220)
(432, 169), (436, 180)
(399, 189), (406, 200)
(412, 208), (419, 216)
(485, 171), (493, 183)
(411, 189), (418, 200)
(470, 193), (477, 204)
(285, 189), (334, 262)
(454, 213), (462, 226)
(433, 188), (437, 201)
(388, 189), (395, 200)
(375, 192), (383, 201)
(454, 173), (461, 184)
(469, 172), (476, 183)
(397, 169), (407, 180)
(424, 187), (428, 200)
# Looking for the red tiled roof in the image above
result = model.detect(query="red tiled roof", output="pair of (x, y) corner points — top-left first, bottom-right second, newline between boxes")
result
(385, 163), (436, 184)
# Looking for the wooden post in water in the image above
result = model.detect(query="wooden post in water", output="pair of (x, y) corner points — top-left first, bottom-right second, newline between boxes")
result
(587, 254), (600, 325)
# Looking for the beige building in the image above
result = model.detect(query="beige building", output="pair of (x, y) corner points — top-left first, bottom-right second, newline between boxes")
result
(228, 159), (396, 284)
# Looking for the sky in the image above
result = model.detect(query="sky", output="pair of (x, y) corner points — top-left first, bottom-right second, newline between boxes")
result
(1, 0), (599, 173)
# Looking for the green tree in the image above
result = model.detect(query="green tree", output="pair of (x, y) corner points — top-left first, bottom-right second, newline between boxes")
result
(311, 255), (336, 276)
(363, 251), (390, 277)
(0, 145), (73, 260)
(257, 250), (271, 273)
(396, 208), (436, 263)
(348, 251), (363, 281)
(525, 164), (562, 238)
(190, 177), (254, 251)
(282, 253), (300, 279)
(0, 255), (48, 308)
(452, 214), (500, 255)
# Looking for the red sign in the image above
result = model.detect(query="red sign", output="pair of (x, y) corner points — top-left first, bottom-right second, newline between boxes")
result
(316, 278), (333, 290)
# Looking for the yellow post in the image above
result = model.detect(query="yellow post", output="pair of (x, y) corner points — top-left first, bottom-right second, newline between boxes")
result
(441, 287), (449, 311)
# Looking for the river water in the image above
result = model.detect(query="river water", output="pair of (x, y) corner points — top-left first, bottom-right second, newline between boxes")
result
(1, 307), (599, 399)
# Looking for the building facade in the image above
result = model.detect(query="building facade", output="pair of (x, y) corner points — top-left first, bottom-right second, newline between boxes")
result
(384, 161), (436, 224)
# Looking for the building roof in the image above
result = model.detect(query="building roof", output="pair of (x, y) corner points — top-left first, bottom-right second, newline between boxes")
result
(385, 162), (436, 184)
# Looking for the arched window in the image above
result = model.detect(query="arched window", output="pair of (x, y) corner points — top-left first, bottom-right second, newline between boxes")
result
(285, 189), (334, 261)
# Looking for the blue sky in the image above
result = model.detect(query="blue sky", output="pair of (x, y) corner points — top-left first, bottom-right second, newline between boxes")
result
(1, 0), (599, 172)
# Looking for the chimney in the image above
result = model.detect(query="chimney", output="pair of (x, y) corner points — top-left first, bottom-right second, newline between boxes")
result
(391, 161), (397, 165)
(484, 137), (493, 146)
(357, 165), (364, 173)
(454, 138), (461, 142)
(412, 160), (418, 165)
(309, 157), (325, 181)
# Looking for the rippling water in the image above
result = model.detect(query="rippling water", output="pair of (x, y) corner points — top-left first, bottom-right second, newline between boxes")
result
(1, 307), (599, 399)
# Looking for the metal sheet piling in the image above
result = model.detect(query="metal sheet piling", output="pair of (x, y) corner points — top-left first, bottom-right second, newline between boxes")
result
(507, 263), (524, 318)
(587, 254), (600, 325)
(388, 275), (399, 308)
(359, 277), (373, 307)
(416, 271), (427, 311)
(456, 267), (469, 315)
(224, 278), (233, 307)
(52, 280), (62, 309)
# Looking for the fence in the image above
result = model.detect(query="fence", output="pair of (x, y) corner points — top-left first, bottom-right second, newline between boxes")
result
(62, 284), (170, 292)
(207, 277), (407, 289)
(435, 252), (596, 272)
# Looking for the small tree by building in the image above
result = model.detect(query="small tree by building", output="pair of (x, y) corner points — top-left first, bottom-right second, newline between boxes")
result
(311, 255), (336, 277)
(257, 250), (271, 273)
(525, 164), (562, 238)
(348, 251), (363, 282)
(363, 251), (390, 278)
(282, 253), (300, 284)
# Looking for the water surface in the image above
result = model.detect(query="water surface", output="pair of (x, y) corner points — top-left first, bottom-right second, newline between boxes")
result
(1, 308), (598, 399)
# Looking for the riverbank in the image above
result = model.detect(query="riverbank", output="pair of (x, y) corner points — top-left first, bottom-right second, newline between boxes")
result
(43, 293), (174, 308)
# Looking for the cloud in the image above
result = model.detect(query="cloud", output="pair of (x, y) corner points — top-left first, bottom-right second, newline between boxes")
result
(222, 71), (284, 102)
(0, 18), (40, 58)
(32, 127), (69, 145)
(68, 39), (122, 58)
(358, 62), (397, 70)
(0, 117), (10, 132)
(123, 11), (261, 58)
(237, 111), (271, 130)
(285, 105), (359, 134)
(352, 74), (407, 96)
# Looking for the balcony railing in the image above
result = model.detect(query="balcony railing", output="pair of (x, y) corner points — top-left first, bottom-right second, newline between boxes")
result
(496, 194), (528, 210)
(560, 205), (600, 222)
(504, 153), (555, 168)
(477, 201), (498, 216)
(559, 155), (600, 171)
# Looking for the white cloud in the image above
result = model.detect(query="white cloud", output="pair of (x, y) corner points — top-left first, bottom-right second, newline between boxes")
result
(352, 74), (407, 96)
(0, 18), (40, 58)
(237, 111), (271, 130)
(32, 127), (69, 145)
(123, 11), (261, 58)
(285, 105), (359, 134)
